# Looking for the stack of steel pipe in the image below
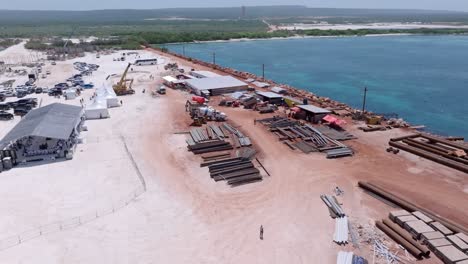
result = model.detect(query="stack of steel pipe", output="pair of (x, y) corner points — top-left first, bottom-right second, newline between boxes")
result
(383, 219), (431, 257)
(358, 181), (468, 235)
(389, 134), (468, 173)
(376, 221), (425, 259)
(320, 195), (346, 218)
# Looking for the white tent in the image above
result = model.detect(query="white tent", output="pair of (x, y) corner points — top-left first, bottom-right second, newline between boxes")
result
(96, 84), (120, 108)
(84, 99), (110, 120)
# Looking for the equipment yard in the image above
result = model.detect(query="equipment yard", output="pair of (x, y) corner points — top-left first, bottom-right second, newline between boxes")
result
(0, 41), (465, 264)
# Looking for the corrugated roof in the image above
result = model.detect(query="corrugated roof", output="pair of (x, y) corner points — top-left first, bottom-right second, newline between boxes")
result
(186, 76), (247, 91)
(0, 103), (83, 149)
(297, 104), (332, 114)
(190, 71), (221, 78)
(256, 91), (283, 98)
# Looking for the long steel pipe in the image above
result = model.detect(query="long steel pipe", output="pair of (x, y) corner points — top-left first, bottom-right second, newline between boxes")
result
(389, 141), (468, 173)
(376, 221), (424, 259)
(383, 219), (430, 257)
(359, 181), (468, 234)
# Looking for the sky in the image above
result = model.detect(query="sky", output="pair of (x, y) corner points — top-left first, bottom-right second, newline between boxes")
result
(1, 0), (467, 12)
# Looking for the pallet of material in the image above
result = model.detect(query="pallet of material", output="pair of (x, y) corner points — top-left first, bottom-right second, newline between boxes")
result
(427, 238), (453, 252)
(431, 222), (455, 236)
(320, 195), (345, 218)
(433, 245), (468, 264)
(446, 235), (468, 252)
(210, 164), (255, 177)
(404, 220), (436, 239)
(413, 211), (434, 224)
(201, 152), (231, 161)
(421, 231), (446, 243)
(315, 126), (356, 141)
(389, 210), (411, 221)
(395, 215), (418, 226)
(284, 141), (296, 150)
(457, 233), (468, 245)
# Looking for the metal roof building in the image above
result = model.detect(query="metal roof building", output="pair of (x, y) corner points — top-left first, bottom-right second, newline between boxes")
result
(256, 91), (283, 104)
(0, 103), (84, 150)
(185, 76), (248, 96)
(297, 104), (332, 123)
(189, 71), (222, 79)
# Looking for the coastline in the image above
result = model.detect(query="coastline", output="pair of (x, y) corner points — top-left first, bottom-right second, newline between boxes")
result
(160, 33), (416, 45)
(149, 45), (419, 131)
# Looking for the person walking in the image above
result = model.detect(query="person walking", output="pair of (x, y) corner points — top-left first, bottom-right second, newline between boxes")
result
(260, 225), (264, 240)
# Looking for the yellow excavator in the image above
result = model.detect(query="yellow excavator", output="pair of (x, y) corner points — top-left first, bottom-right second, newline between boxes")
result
(113, 63), (135, 96)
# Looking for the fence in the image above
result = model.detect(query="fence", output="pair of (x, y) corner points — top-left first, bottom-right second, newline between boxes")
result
(0, 136), (147, 251)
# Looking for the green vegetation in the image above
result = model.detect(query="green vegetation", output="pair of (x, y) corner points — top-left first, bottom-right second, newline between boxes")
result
(0, 38), (21, 50)
(299, 28), (468, 36)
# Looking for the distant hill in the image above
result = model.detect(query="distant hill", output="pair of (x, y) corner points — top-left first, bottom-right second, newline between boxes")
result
(0, 6), (467, 25)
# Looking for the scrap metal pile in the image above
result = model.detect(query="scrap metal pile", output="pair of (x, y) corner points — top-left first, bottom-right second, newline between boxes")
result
(389, 133), (468, 173)
(257, 117), (353, 158)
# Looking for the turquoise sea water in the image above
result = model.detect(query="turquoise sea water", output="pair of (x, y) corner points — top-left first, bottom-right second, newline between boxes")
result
(167, 35), (468, 137)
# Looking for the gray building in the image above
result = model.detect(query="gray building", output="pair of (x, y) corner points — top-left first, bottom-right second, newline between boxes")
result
(297, 104), (332, 123)
(185, 76), (248, 96)
(0, 103), (84, 162)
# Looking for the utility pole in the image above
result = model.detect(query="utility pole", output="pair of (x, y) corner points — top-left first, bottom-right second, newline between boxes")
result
(213, 52), (216, 65)
(362, 87), (368, 112)
(262, 64), (265, 80)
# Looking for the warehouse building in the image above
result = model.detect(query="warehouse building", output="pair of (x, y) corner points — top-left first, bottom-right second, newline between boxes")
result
(297, 104), (332, 123)
(256, 91), (284, 105)
(0, 103), (84, 162)
(185, 76), (248, 96)
(189, 70), (222, 79)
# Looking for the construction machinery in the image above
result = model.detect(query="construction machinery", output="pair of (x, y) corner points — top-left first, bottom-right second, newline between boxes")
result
(113, 63), (135, 96)
(186, 97), (226, 126)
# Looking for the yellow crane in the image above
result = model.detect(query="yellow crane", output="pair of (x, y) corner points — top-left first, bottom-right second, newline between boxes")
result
(113, 63), (135, 96)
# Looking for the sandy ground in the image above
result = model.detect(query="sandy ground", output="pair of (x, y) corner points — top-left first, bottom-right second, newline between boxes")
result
(277, 22), (468, 30)
(0, 42), (464, 263)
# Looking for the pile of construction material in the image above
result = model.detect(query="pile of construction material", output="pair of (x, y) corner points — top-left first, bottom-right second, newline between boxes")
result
(222, 123), (252, 147)
(389, 133), (468, 173)
(321, 194), (349, 245)
(258, 117), (353, 158)
(359, 181), (468, 263)
(187, 127), (232, 154)
(200, 150), (262, 186)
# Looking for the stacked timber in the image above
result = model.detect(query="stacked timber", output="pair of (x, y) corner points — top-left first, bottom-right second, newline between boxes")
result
(202, 157), (262, 186)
